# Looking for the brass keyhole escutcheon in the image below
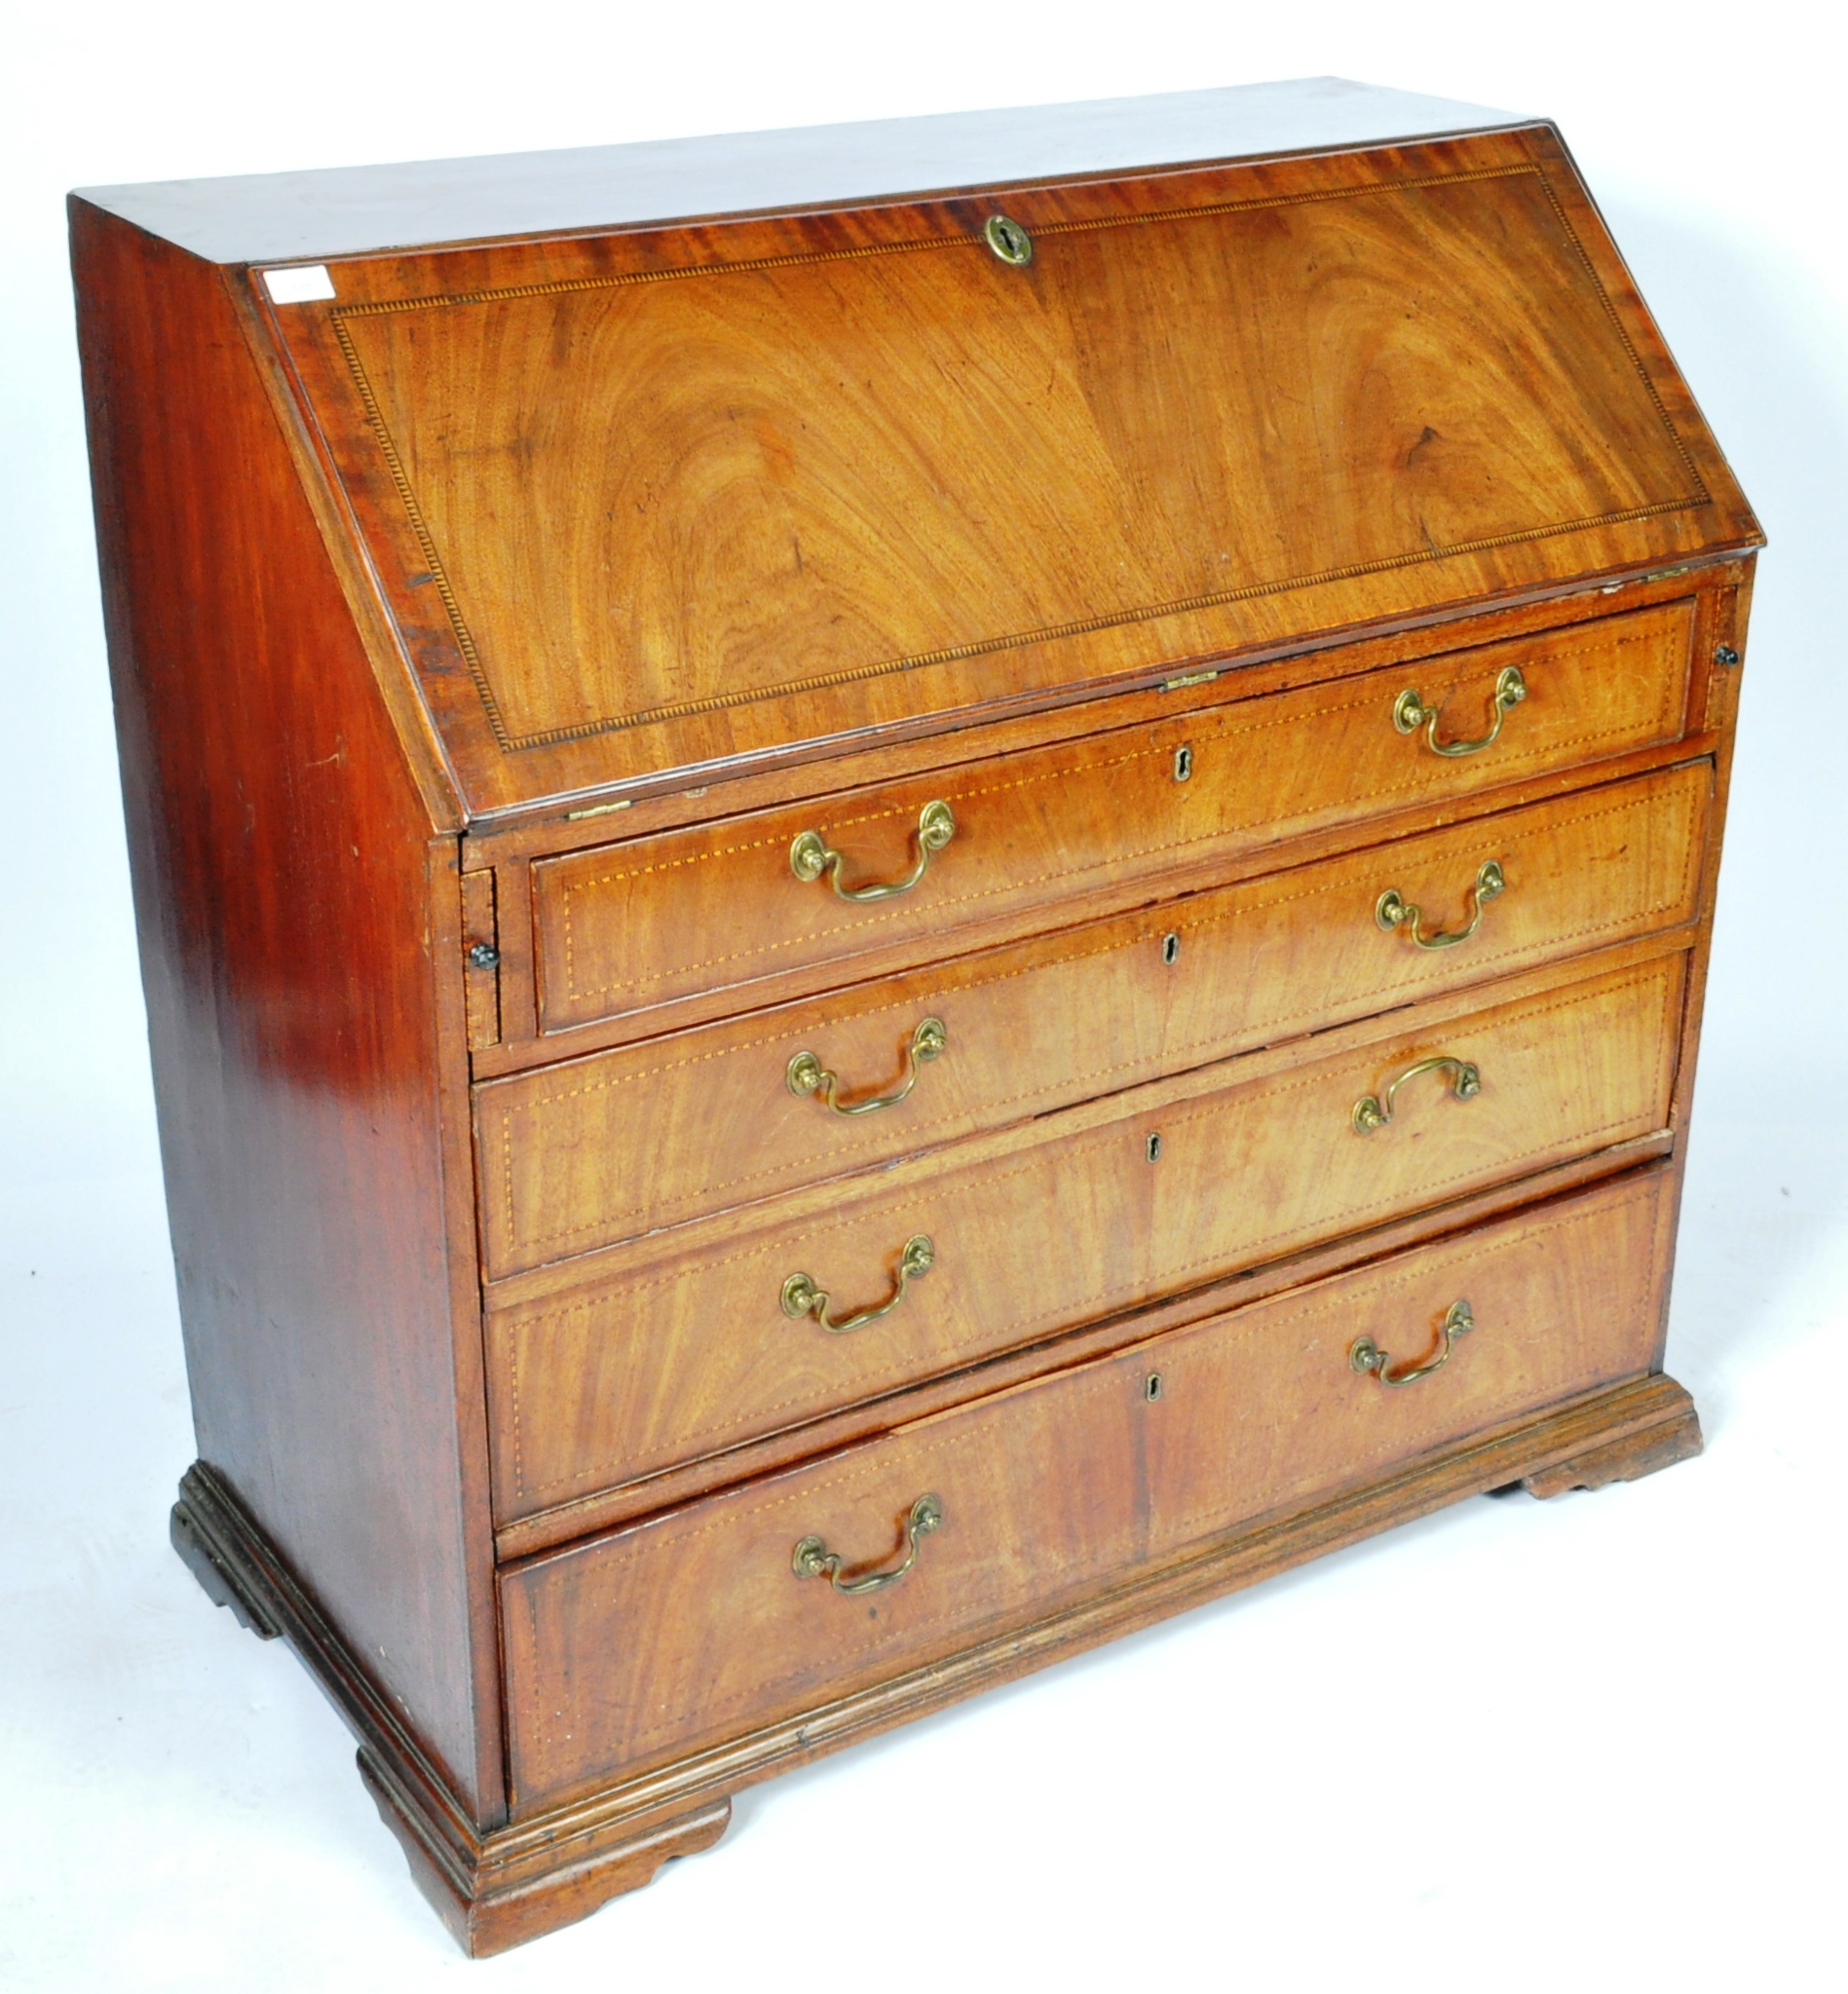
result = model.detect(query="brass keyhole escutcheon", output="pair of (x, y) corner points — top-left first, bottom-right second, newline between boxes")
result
(984, 213), (1034, 266)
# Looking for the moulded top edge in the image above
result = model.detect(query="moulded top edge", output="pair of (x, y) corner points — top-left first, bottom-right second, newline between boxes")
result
(70, 77), (1527, 266)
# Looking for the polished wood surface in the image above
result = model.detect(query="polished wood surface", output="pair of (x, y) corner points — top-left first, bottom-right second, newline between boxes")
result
(485, 948), (1683, 1518)
(73, 79), (1518, 264)
(71, 202), (503, 1819)
(265, 124), (1755, 813)
(335, 159), (1690, 749)
(75, 90), (1754, 1953)
(482, 760), (1709, 1255)
(501, 1169), (1673, 1810)
(530, 597), (1696, 1036)
(173, 1313), (1700, 1953)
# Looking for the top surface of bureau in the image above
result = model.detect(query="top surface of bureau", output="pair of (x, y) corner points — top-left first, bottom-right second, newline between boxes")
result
(89, 87), (1760, 823)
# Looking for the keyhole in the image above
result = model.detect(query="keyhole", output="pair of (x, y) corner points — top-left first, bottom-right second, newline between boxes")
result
(984, 214), (1034, 266)
(1145, 1373), (1164, 1403)
(1174, 745), (1193, 782)
(1161, 931), (1180, 965)
(1146, 1133), (1162, 1163)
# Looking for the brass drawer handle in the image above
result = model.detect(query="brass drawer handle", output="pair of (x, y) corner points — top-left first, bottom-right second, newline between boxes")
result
(787, 1017), (947, 1115)
(793, 1494), (943, 1595)
(1351, 1298), (1475, 1387)
(1352, 1054), (1480, 1134)
(781, 1234), (935, 1335)
(789, 801), (956, 902)
(1376, 860), (1505, 951)
(1394, 664), (1527, 757)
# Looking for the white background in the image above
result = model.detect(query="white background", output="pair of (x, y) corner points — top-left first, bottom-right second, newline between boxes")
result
(4, 5), (1844, 1989)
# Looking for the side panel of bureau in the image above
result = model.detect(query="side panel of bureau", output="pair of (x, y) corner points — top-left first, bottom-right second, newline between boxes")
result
(71, 205), (504, 1820)
(501, 1169), (1673, 1812)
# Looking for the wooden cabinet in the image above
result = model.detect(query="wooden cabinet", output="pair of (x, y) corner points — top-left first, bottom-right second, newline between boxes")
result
(71, 78), (1760, 1955)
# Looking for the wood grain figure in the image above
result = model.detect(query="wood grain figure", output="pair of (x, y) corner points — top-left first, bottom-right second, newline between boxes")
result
(72, 79), (1757, 1951)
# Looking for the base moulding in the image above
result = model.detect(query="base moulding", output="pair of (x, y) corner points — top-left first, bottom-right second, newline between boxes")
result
(171, 1368), (1701, 1954)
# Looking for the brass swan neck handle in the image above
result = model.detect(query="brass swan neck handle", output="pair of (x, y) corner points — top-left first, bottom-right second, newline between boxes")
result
(793, 1495), (943, 1594)
(789, 801), (956, 902)
(1352, 1054), (1481, 1134)
(1376, 860), (1505, 951)
(781, 1234), (935, 1336)
(787, 1018), (947, 1116)
(1393, 664), (1527, 757)
(1350, 1299), (1476, 1387)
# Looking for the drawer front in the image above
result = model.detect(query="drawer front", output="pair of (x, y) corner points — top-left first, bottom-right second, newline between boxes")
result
(483, 763), (1709, 1266)
(486, 952), (1683, 1519)
(501, 1170), (1673, 1810)
(531, 599), (1695, 1035)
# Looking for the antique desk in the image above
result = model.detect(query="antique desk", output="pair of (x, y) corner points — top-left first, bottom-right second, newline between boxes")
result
(72, 78), (1759, 1953)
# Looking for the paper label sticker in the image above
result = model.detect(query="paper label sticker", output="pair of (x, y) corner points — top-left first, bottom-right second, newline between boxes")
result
(262, 264), (336, 304)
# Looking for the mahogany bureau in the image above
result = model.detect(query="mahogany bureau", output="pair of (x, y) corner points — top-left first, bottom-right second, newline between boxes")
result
(72, 78), (1761, 1954)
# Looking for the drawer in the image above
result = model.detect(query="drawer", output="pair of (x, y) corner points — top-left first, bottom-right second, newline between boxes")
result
(530, 598), (1696, 1035)
(482, 762), (1710, 1264)
(500, 1168), (1674, 1811)
(485, 950), (1683, 1520)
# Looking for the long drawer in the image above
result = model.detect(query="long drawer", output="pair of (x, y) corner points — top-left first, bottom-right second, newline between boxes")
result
(481, 762), (1710, 1267)
(500, 1169), (1674, 1812)
(529, 598), (1696, 1035)
(485, 950), (1683, 1521)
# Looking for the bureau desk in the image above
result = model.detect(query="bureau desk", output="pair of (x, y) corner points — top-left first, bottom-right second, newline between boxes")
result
(72, 78), (1760, 1953)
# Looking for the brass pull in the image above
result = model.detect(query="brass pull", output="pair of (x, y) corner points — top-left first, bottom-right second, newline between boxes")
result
(1352, 1054), (1480, 1134)
(781, 1234), (935, 1336)
(793, 1494), (943, 1595)
(1393, 665), (1527, 756)
(1376, 860), (1505, 951)
(787, 1017), (947, 1116)
(789, 801), (956, 902)
(1351, 1299), (1475, 1387)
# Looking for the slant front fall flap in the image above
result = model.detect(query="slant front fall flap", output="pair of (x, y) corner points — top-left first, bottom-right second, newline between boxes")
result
(267, 123), (1755, 811)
